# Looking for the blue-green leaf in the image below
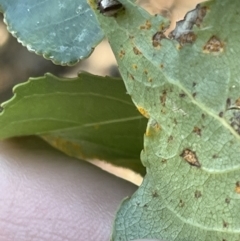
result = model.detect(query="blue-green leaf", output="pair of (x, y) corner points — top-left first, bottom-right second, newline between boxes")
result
(0, 0), (104, 65)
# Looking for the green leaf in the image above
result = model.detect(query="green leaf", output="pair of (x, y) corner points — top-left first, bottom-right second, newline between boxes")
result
(0, 73), (147, 175)
(92, 0), (240, 240)
(0, 0), (103, 65)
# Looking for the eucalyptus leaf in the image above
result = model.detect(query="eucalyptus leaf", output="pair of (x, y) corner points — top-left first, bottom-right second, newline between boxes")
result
(91, 0), (240, 240)
(0, 73), (146, 175)
(0, 0), (104, 65)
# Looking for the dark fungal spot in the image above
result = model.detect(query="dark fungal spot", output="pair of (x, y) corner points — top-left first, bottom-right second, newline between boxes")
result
(161, 159), (167, 163)
(223, 220), (229, 228)
(196, 6), (208, 26)
(152, 31), (166, 47)
(212, 154), (218, 159)
(152, 191), (159, 198)
(132, 64), (138, 70)
(179, 92), (186, 98)
(235, 97), (240, 107)
(226, 98), (231, 109)
(179, 199), (185, 207)
(192, 82), (197, 87)
(129, 73), (135, 80)
(201, 113), (205, 119)
(194, 190), (202, 198)
(168, 4), (206, 46)
(168, 135), (173, 142)
(193, 126), (201, 136)
(230, 111), (240, 134)
(225, 197), (230, 204)
(145, 20), (152, 30)
(118, 49), (125, 59)
(160, 90), (167, 106)
(219, 112), (224, 117)
(148, 78), (153, 82)
(192, 92), (197, 98)
(176, 32), (197, 46)
(140, 20), (151, 30)
(133, 46), (142, 55)
(180, 149), (201, 167)
(203, 35), (224, 54)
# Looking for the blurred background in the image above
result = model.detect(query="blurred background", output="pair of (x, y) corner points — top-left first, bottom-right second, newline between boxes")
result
(0, 0), (202, 185)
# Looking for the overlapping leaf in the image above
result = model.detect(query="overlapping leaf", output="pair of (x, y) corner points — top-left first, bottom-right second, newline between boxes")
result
(0, 73), (146, 175)
(0, 0), (103, 65)
(91, 0), (240, 240)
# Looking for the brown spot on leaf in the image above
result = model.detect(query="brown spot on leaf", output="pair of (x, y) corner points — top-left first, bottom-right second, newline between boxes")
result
(212, 154), (218, 159)
(160, 90), (167, 106)
(152, 31), (166, 47)
(179, 199), (185, 207)
(235, 181), (240, 194)
(132, 64), (138, 70)
(177, 32), (197, 46)
(193, 126), (201, 136)
(194, 190), (202, 198)
(180, 149), (201, 167)
(203, 35), (224, 53)
(148, 78), (153, 82)
(230, 112), (240, 134)
(179, 93), (186, 98)
(235, 98), (240, 107)
(192, 82), (197, 87)
(160, 64), (164, 68)
(161, 159), (167, 163)
(152, 121), (161, 132)
(169, 5), (206, 46)
(128, 73), (135, 81)
(140, 20), (151, 30)
(219, 112), (224, 117)
(144, 70), (148, 75)
(226, 98), (231, 109)
(168, 135), (173, 142)
(192, 92), (197, 98)
(201, 113), (205, 119)
(152, 191), (159, 198)
(118, 50), (125, 59)
(133, 47), (142, 55)
(223, 220), (229, 228)
(195, 6), (208, 27)
(225, 197), (230, 204)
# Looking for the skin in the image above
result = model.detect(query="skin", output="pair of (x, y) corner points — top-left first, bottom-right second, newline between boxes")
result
(0, 137), (162, 241)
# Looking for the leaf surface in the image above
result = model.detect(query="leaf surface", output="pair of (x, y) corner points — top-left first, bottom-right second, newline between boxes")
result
(0, 0), (103, 65)
(91, 0), (240, 240)
(0, 73), (146, 175)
